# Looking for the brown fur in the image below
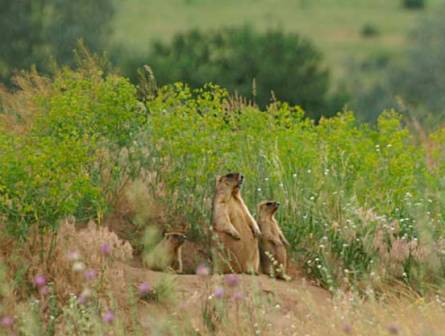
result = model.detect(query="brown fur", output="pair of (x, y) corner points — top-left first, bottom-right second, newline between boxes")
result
(143, 232), (186, 273)
(257, 201), (290, 280)
(211, 173), (261, 274)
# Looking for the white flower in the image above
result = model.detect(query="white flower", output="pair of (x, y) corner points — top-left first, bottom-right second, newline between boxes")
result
(72, 261), (86, 272)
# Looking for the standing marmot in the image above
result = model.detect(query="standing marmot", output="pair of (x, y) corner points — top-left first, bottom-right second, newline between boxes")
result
(143, 231), (186, 273)
(257, 201), (290, 280)
(212, 173), (262, 274)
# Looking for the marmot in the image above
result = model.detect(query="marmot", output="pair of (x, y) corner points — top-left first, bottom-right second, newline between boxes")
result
(211, 173), (262, 274)
(143, 231), (186, 273)
(257, 201), (290, 280)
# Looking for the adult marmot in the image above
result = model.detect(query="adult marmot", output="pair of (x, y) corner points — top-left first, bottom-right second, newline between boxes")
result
(257, 201), (290, 280)
(143, 231), (186, 273)
(211, 173), (262, 274)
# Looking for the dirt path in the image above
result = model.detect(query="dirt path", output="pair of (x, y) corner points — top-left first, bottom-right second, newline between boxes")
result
(121, 262), (331, 335)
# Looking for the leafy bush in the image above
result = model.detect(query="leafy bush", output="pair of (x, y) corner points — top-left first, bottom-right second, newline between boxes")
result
(122, 27), (342, 120)
(403, 0), (425, 9)
(361, 23), (380, 38)
(0, 56), (147, 240)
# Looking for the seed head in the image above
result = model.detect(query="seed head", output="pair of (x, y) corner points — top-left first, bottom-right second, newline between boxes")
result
(72, 261), (86, 272)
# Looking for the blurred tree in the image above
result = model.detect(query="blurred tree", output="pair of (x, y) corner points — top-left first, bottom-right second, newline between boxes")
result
(0, 0), (114, 84)
(350, 8), (445, 126)
(0, 1), (47, 82)
(403, 0), (426, 10)
(392, 12), (445, 122)
(121, 27), (344, 120)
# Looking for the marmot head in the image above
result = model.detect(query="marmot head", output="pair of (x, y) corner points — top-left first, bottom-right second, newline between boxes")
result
(257, 201), (280, 219)
(164, 232), (187, 248)
(215, 172), (244, 197)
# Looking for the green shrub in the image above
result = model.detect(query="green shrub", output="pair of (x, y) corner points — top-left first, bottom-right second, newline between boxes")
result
(0, 59), (146, 240)
(403, 0), (425, 9)
(143, 83), (442, 291)
(361, 23), (380, 38)
(122, 27), (343, 120)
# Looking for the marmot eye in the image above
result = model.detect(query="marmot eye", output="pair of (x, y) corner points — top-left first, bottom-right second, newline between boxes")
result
(225, 173), (236, 179)
(266, 202), (274, 206)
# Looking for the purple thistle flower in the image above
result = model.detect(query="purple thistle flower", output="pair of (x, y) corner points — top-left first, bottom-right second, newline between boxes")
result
(33, 275), (47, 288)
(387, 324), (399, 335)
(78, 288), (92, 305)
(78, 294), (87, 305)
(196, 263), (210, 276)
(213, 287), (224, 299)
(39, 285), (49, 296)
(67, 250), (80, 261)
(84, 269), (97, 281)
(138, 282), (152, 296)
(225, 274), (240, 287)
(100, 243), (112, 256)
(341, 323), (353, 334)
(102, 310), (115, 324)
(232, 291), (244, 301)
(0, 316), (14, 328)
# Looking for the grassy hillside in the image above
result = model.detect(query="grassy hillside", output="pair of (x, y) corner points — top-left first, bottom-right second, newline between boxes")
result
(1, 54), (445, 335)
(112, 0), (442, 80)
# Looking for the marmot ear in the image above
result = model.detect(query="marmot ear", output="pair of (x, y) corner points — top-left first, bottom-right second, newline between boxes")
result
(216, 175), (223, 183)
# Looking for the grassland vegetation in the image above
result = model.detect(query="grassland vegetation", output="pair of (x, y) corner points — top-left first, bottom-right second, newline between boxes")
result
(1, 53), (445, 334)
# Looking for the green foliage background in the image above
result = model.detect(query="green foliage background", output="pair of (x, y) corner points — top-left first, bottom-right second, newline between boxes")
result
(2, 61), (444, 292)
(122, 27), (342, 120)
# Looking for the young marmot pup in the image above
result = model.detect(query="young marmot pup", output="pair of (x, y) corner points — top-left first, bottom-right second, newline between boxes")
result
(144, 231), (187, 273)
(257, 201), (290, 280)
